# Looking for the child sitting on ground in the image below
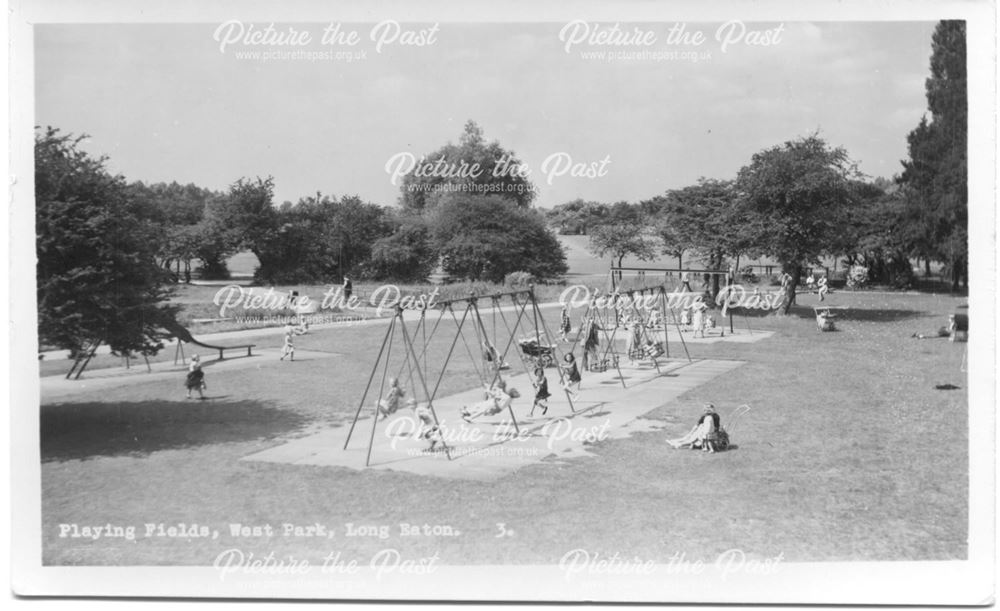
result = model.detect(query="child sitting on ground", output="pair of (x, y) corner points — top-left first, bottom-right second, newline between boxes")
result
(377, 377), (405, 420)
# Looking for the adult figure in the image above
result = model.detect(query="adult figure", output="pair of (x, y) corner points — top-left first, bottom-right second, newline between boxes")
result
(342, 276), (353, 302)
(667, 404), (721, 452)
(680, 272), (693, 293)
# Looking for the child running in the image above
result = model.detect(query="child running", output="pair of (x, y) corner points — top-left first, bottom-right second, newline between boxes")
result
(185, 354), (206, 400)
(817, 276), (829, 301)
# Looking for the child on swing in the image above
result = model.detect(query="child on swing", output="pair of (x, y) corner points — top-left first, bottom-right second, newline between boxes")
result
(461, 379), (515, 422)
(560, 353), (581, 400)
(531, 366), (550, 416)
(408, 398), (443, 452)
(377, 377), (405, 420)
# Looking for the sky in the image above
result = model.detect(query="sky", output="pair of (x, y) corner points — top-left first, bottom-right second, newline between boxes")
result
(34, 20), (938, 208)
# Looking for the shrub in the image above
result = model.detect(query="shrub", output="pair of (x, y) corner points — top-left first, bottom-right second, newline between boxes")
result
(846, 265), (869, 290)
(504, 271), (535, 288)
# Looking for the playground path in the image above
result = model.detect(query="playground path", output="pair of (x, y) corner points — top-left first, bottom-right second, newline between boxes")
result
(38, 348), (341, 402)
(241, 358), (746, 481)
(37, 302), (565, 362)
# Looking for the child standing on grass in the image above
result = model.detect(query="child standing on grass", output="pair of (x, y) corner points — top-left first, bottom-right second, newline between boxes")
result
(559, 306), (571, 341)
(185, 354), (206, 400)
(280, 324), (296, 361)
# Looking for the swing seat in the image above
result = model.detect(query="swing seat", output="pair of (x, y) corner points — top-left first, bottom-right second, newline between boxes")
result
(589, 359), (610, 373)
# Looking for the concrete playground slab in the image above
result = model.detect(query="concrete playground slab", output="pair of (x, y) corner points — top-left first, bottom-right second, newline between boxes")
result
(241, 358), (747, 481)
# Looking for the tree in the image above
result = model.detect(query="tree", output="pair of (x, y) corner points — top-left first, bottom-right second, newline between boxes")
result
(646, 179), (765, 299)
(898, 20), (967, 290)
(247, 192), (392, 284)
(545, 199), (610, 235)
(735, 135), (862, 313)
(128, 181), (227, 280)
(35, 127), (177, 355)
(367, 213), (436, 282)
(399, 120), (536, 210)
(587, 201), (657, 271)
(431, 195), (567, 282)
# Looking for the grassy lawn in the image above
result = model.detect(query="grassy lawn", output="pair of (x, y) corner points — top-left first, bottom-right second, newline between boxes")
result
(40, 290), (969, 565)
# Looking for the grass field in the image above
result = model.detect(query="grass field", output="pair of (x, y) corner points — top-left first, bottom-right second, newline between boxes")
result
(40, 289), (969, 565)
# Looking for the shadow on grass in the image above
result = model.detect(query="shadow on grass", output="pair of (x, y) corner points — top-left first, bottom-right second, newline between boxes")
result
(785, 305), (933, 323)
(41, 399), (309, 463)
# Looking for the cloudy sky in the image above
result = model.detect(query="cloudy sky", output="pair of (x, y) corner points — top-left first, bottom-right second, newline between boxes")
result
(35, 20), (937, 207)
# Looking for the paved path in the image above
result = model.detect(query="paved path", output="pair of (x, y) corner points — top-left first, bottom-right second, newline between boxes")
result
(39, 348), (341, 402)
(242, 358), (746, 481)
(38, 301), (564, 362)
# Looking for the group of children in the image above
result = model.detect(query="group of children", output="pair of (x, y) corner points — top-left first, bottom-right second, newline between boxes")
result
(376, 377), (445, 452)
(679, 300), (714, 338)
(369, 350), (586, 451)
(804, 275), (830, 301)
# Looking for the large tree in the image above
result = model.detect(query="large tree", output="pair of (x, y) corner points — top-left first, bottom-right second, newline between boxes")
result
(399, 120), (536, 210)
(367, 212), (436, 282)
(431, 195), (567, 282)
(128, 181), (227, 281)
(735, 135), (862, 313)
(545, 198), (610, 235)
(587, 201), (657, 272)
(898, 20), (967, 290)
(35, 128), (177, 355)
(649, 179), (763, 299)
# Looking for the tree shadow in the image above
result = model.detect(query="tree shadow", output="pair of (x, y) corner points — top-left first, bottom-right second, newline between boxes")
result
(786, 305), (933, 323)
(40, 398), (309, 463)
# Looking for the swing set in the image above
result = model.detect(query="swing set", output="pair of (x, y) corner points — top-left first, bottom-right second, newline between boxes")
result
(343, 286), (577, 467)
(609, 266), (756, 337)
(563, 281), (696, 389)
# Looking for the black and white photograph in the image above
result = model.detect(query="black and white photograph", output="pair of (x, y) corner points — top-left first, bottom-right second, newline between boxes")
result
(6, 0), (997, 604)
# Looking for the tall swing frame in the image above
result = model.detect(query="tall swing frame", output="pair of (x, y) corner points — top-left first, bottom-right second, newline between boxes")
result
(343, 286), (570, 467)
(609, 265), (756, 337)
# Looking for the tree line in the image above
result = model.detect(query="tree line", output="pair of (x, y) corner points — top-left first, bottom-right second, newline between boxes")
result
(35, 121), (566, 354)
(548, 21), (967, 308)
(34, 21), (964, 355)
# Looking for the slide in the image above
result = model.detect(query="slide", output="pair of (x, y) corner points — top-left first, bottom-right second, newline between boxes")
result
(163, 321), (256, 360)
